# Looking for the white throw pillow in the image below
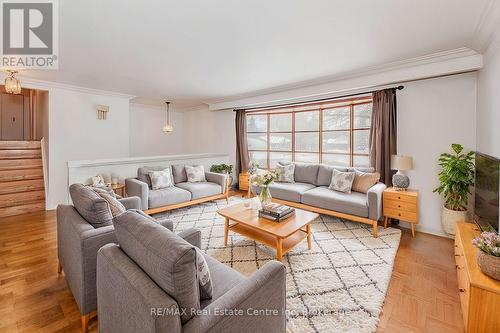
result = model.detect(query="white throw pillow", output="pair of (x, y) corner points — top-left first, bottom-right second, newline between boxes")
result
(195, 248), (213, 300)
(148, 168), (174, 190)
(329, 169), (356, 194)
(276, 163), (295, 183)
(185, 165), (207, 182)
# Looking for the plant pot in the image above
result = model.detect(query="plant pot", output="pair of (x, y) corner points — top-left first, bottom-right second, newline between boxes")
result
(477, 251), (500, 280)
(441, 206), (468, 235)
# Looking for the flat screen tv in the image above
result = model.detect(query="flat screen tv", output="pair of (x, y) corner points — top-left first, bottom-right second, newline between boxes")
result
(474, 152), (500, 233)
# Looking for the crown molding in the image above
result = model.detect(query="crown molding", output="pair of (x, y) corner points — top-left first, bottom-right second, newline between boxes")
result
(208, 47), (482, 110)
(0, 73), (136, 99)
(472, 0), (500, 52)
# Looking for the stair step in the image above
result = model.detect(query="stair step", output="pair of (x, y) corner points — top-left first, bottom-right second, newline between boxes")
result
(0, 201), (45, 218)
(0, 159), (43, 171)
(0, 179), (45, 195)
(0, 141), (41, 149)
(0, 149), (41, 159)
(0, 168), (43, 182)
(0, 191), (45, 208)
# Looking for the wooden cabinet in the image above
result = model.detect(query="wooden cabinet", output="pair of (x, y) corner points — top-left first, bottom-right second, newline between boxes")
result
(454, 222), (500, 333)
(383, 187), (418, 237)
(239, 172), (250, 191)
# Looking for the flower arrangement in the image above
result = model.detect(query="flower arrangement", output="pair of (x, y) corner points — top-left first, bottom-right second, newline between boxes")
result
(473, 232), (500, 257)
(250, 169), (281, 187)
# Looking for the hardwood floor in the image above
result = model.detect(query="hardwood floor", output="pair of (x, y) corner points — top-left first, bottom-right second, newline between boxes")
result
(0, 208), (464, 333)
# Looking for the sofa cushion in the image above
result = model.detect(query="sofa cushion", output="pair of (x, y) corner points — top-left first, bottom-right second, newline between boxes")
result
(176, 182), (222, 200)
(269, 182), (316, 203)
(352, 170), (380, 193)
(200, 254), (245, 308)
(148, 168), (174, 190)
(293, 163), (319, 184)
(113, 210), (199, 323)
(148, 186), (192, 208)
(301, 186), (369, 218)
(329, 169), (355, 194)
(276, 163), (295, 183)
(172, 164), (188, 184)
(317, 165), (349, 186)
(185, 165), (207, 183)
(70, 183), (113, 228)
(138, 166), (173, 188)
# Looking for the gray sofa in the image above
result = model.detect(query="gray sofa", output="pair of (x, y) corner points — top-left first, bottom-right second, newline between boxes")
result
(126, 165), (228, 212)
(97, 210), (286, 333)
(57, 184), (174, 333)
(255, 163), (386, 237)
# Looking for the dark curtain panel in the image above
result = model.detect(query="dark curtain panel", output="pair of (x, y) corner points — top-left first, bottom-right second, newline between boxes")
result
(369, 88), (397, 185)
(235, 109), (250, 177)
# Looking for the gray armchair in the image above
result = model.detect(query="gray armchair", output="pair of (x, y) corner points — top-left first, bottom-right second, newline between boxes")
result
(57, 184), (173, 333)
(96, 210), (286, 333)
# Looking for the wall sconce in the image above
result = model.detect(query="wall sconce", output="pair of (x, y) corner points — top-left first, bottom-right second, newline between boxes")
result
(5, 70), (21, 94)
(162, 101), (173, 133)
(96, 105), (109, 120)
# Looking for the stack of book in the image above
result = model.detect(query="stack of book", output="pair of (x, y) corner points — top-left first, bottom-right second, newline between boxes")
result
(259, 203), (295, 222)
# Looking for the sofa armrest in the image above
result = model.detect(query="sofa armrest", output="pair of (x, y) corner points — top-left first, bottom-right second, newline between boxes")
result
(125, 178), (149, 210)
(183, 260), (286, 333)
(118, 196), (141, 210)
(178, 228), (201, 248)
(205, 172), (228, 192)
(367, 182), (387, 221)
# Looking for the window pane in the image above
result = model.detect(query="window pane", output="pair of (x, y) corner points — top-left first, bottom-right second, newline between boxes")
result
(354, 103), (372, 128)
(270, 152), (292, 168)
(353, 155), (370, 167)
(249, 151), (268, 169)
(322, 154), (350, 166)
(353, 130), (369, 154)
(322, 131), (350, 153)
(247, 133), (267, 150)
(246, 114), (267, 132)
(295, 153), (319, 164)
(269, 133), (292, 151)
(295, 132), (319, 152)
(323, 107), (350, 130)
(270, 114), (292, 132)
(295, 111), (319, 131)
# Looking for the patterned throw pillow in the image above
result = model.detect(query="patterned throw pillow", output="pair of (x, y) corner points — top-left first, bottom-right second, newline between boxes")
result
(91, 185), (117, 198)
(329, 169), (356, 194)
(276, 163), (295, 183)
(185, 165), (207, 183)
(95, 191), (126, 217)
(195, 248), (213, 300)
(351, 170), (380, 193)
(148, 168), (174, 190)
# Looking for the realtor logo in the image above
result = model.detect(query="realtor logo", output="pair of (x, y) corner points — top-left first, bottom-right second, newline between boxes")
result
(1, 0), (58, 69)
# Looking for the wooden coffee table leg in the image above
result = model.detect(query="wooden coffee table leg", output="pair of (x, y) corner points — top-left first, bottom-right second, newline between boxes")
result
(306, 224), (312, 250)
(224, 217), (229, 246)
(276, 238), (283, 261)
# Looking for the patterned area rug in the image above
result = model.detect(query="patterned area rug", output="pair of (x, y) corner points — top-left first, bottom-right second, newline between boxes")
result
(153, 196), (402, 333)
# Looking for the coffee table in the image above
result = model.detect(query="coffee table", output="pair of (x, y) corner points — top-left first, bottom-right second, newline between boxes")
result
(217, 202), (319, 261)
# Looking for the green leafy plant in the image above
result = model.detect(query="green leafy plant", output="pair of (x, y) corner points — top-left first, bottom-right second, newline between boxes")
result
(433, 143), (475, 211)
(210, 164), (233, 175)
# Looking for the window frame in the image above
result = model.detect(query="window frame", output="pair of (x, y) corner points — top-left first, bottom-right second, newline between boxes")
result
(246, 96), (372, 169)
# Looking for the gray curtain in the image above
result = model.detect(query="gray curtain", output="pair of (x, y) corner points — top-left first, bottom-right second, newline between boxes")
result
(235, 109), (249, 177)
(369, 89), (397, 185)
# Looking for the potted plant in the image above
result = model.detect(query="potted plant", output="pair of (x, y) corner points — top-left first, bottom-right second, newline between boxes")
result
(472, 231), (500, 280)
(210, 164), (234, 188)
(250, 169), (281, 207)
(433, 143), (475, 235)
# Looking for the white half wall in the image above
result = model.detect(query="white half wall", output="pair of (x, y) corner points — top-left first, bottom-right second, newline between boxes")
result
(397, 73), (477, 236)
(129, 103), (186, 156)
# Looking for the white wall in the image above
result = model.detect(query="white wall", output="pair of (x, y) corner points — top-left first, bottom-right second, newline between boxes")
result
(129, 103), (185, 156)
(398, 73), (477, 236)
(477, 38), (500, 158)
(46, 88), (131, 209)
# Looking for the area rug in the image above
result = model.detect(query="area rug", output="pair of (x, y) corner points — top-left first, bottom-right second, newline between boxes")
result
(153, 196), (402, 333)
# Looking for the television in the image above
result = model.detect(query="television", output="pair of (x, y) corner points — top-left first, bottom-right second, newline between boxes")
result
(474, 152), (500, 233)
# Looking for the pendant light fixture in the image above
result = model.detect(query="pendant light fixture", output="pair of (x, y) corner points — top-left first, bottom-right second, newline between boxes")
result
(162, 101), (173, 133)
(4, 70), (21, 94)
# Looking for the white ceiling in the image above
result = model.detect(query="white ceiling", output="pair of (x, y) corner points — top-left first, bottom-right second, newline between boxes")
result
(16, 0), (498, 108)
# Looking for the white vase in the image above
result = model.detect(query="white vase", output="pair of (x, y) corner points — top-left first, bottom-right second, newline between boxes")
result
(441, 206), (468, 236)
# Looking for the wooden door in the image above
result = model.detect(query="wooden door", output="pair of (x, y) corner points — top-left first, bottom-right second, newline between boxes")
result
(0, 93), (25, 140)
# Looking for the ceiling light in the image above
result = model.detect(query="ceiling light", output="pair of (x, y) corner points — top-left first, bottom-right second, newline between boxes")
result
(162, 101), (173, 133)
(4, 70), (21, 94)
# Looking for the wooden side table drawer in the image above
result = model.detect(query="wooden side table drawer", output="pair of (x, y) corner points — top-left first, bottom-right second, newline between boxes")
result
(383, 199), (417, 213)
(239, 173), (250, 191)
(384, 191), (417, 204)
(384, 207), (417, 222)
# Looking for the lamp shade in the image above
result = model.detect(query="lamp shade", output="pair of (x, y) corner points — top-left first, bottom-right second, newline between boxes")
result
(391, 155), (413, 171)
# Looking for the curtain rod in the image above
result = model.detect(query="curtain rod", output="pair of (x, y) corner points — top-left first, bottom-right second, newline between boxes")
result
(233, 85), (404, 112)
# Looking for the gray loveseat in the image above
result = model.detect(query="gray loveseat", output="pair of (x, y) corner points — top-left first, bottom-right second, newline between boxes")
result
(126, 165), (228, 213)
(255, 163), (386, 237)
(97, 210), (286, 333)
(57, 184), (174, 333)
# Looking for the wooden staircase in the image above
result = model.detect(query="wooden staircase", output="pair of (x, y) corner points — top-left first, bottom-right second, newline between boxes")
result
(0, 141), (45, 218)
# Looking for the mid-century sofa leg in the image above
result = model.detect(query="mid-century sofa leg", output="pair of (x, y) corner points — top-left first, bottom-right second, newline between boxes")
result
(372, 222), (378, 238)
(57, 260), (62, 274)
(81, 314), (90, 333)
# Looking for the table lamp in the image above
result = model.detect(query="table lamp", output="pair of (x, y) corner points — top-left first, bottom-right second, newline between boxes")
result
(391, 155), (413, 191)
